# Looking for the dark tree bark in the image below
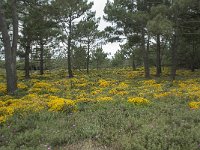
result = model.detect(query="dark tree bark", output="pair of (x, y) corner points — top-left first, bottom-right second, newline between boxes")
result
(141, 28), (150, 78)
(131, 53), (136, 71)
(40, 39), (44, 75)
(156, 34), (162, 77)
(25, 40), (31, 79)
(86, 40), (90, 74)
(191, 40), (196, 72)
(67, 15), (73, 78)
(170, 34), (177, 80)
(0, 0), (18, 94)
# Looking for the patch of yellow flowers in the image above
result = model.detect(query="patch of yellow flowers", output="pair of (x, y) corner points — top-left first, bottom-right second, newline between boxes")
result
(98, 79), (110, 87)
(189, 101), (200, 109)
(29, 81), (59, 93)
(0, 83), (6, 94)
(128, 97), (150, 105)
(97, 96), (113, 102)
(47, 96), (76, 112)
(1, 68), (200, 123)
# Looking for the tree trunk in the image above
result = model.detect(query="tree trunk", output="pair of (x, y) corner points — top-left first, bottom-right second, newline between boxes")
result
(97, 60), (99, 70)
(40, 39), (44, 75)
(86, 40), (90, 74)
(141, 28), (150, 78)
(0, 0), (18, 94)
(131, 53), (136, 71)
(156, 34), (162, 77)
(67, 16), (73, 78)
(25, 40), (31, 79)
(191, 40), (195, 72)
(170, 34), (177, 80)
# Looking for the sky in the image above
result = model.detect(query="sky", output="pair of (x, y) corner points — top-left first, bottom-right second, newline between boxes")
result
(90, 0), (122, 57)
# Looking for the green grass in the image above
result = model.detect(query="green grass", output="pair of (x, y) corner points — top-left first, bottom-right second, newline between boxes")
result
(1, 68), (200, 149)
(1, 100), (200, 150)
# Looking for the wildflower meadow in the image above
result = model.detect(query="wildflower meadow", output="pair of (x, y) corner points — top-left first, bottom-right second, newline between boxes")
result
(0, 68), (200, 149)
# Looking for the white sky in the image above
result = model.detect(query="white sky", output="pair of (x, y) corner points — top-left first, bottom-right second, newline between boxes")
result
(90, 0), (121, 57)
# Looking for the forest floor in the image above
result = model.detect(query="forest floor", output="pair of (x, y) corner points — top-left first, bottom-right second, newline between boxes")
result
(0, 68), (200, 150)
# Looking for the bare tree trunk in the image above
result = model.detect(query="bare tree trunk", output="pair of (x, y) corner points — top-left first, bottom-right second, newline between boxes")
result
(141, 28), (150, 78)
(156, 34), (162, 77)
(67, 16), (73, 78)
(171, 34), (177, 80)
(97, 60), (99, 70)
(131, 53), (136, 71)
(40, 39), (44, 75)
(191, 40), (195, 72)
(0, 0), (18, 94)
(25, 40), (31, 79)
(86, 40), (90, 74)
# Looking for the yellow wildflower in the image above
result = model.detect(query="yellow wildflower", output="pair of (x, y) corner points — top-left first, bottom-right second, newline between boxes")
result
(48, 96), (76, 112)
(18, 83), (28, 89)
(97, 96), (113, 102)
(189, 101), (200, 109)
(98, 79), (110, 87)
(128, 97), (150, 105)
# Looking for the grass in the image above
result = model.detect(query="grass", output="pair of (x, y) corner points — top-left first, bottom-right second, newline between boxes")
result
(1, 100), (200, 150)
(0, 68), (200, 149)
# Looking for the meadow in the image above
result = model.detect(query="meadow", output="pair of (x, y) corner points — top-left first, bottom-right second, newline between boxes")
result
(0, 68), (200, 150)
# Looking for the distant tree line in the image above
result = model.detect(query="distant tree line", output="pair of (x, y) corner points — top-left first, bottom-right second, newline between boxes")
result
(104, 0), (200, 79)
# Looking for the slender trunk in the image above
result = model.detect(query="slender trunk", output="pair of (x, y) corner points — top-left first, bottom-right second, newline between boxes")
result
(40, 39), (44, 75)
(156, 34), (162, 77)
(170, 34), (177, 80)
(67, 16), (73, 78)
(97, 59), (99, 70)
(171, 8), (178, 81)
(191, 40), (195, 72)
(25, 40), (31, 79)
(141, 28), (150, 78)
(131, 53), (136, 71)
(11, 0), (18, 89)
(0, 0), (18, 94)
(86, 40), (90, 74)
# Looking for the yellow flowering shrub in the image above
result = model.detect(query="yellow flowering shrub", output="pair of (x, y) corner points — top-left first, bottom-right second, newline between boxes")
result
(108, 82), (129, 96)
(142, 80), (156, 85)
(91, 89), (102, 95)
(118, 82), (129, 89)
(47, 96), (76, 112)
(75, 83), (87, 88)
(18, 83), (28, 90)
(0, 100), (18, 123)
(47, 87), (60, 93)
(0, 101), (4, 107)
(33, 82), (52, 88)
(30, 81), (59, 94)
(0, 83), (6, 94)
(128, 97), (150, 105)
(0, 94), (48, 123)
(109, 89), (118, 95)
(75, 98), (93, 103)
(98, 79), (110, 87)
(0, 116), (6, 123)
(97, 96), (113, 102)
(1, 68), (200, 124)
(76, 93), (87, 99)
(109, 89), (129, 96)
(126, 71), (141, 79)
(189, 101), (200, 109)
